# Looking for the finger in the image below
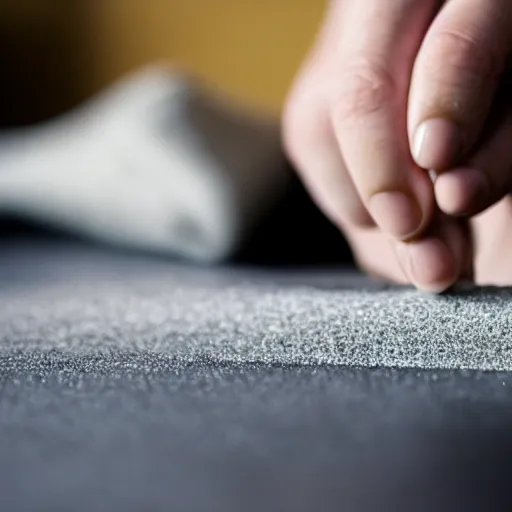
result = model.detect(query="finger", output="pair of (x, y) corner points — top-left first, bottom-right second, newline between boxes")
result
(344, 228), (409, 284)
(283, 96), (373, 230)
(332, 0), (438, 241)
(283, 18), (373, 230)
(435, 100), (512, 217)
(472, 197), (512, 285)
(394, 214), (472, 292)
(409, 0), (512, 170)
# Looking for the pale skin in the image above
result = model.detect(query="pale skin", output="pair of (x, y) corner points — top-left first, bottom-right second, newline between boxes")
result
(283, 0), (512, 291)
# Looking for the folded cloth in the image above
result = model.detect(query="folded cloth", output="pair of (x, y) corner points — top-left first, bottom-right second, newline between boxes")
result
(0, 66), (288, 262)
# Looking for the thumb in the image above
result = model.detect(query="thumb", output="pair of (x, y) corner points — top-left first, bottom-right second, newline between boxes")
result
(408, 0), (512, 171)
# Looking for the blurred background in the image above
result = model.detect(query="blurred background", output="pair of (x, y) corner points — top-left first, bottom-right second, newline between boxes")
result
(0, 0), (353, 266)
(0, 0), (326, 126)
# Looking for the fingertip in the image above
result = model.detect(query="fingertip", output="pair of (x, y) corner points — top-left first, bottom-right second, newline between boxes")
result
(365, 165), (434, 243)
(368, 191), (423, 240)
(395, 236), (458, 293)
(435, 167), (490, 216)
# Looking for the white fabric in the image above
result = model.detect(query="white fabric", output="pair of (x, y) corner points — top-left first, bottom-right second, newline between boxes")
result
(0, 66), (288, 261)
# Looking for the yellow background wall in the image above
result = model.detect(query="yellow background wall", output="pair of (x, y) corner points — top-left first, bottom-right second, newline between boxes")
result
(0, 0), (326, 123)
(87, 1), (326, 112)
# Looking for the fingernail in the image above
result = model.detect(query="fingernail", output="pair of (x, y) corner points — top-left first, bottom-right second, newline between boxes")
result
(369, 191), (422, 239)
(413, 118), (462, 170)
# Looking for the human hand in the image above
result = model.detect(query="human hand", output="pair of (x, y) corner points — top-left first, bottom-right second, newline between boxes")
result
(283, 0), (512, 291)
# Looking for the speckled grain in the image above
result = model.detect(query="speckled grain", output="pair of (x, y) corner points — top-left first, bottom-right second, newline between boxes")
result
(0, 240), (511, 371)
(2, 239), (512, 511)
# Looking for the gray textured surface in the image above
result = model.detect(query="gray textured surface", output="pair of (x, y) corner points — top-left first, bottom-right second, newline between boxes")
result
(2, 238), (512, 512)
(1, 239), (511, 372)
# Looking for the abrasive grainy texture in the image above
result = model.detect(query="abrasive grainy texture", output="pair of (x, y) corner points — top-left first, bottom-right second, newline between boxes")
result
(0, 239), (511, 371)
(2, 238), (512, 512)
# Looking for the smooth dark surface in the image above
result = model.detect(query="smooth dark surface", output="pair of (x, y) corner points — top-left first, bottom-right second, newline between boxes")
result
(1, 236), (512, 511)
(2, 359), (512, 512)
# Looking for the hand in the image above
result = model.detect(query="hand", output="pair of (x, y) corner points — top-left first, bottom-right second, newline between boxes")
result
(283, 0), (512, 290)
(409, 0), (512, 219)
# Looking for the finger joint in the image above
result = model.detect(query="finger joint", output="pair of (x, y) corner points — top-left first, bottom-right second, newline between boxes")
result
(428, 29), (504, 86)
(333, 60), (396, 124)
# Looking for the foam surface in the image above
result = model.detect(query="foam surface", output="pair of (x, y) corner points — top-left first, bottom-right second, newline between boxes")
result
(0, 239), (511, 372)
(2, 238), (512, 511)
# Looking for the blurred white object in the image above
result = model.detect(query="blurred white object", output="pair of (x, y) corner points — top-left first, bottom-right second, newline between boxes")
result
(0, 66), (288, 261)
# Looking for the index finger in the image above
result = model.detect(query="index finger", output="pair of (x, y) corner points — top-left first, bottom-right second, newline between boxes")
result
(331, 0), (437, 240)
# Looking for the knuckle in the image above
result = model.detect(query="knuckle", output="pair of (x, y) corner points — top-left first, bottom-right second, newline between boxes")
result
(428, 29), (503, 85)
(332, 60), (395, 123)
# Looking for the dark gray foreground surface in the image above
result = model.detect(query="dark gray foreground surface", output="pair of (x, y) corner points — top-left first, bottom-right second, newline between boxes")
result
(1, 238), (512, 511)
